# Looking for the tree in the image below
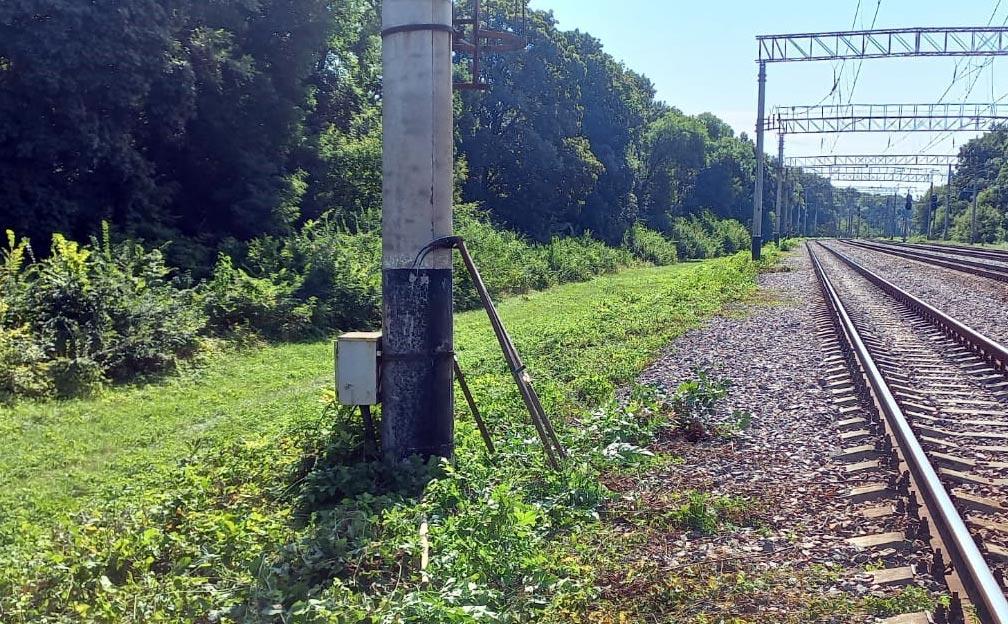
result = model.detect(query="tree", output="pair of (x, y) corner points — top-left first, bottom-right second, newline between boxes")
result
(456, 8), (604, 241)
(639, 110), (708, 231)
(0, 0), (192, 243)
(0, 0), (335, 265)
(952, 190), (1005, 243)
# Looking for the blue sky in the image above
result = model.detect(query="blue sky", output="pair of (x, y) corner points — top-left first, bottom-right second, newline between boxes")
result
(527, 0), (1007, 193)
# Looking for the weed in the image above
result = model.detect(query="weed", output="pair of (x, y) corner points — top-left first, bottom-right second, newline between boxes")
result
(670, 369), (731, 440)
(668, 491), (754, 534)
(864, 585), (942, 616)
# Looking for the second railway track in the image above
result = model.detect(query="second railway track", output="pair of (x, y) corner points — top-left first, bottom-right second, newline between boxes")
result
(843, 240), (1008, 283)
(810, 240), (1008, 623)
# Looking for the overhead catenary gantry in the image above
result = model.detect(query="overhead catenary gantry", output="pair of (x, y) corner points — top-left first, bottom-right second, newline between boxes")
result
(812, 167), (943, 183)
(751, 25), (1008, 260)
(767, 103), (1008, 134)
(758, 27), (1008, 63)
(785, 154), (957, 167)
(841, 185), (908, 195)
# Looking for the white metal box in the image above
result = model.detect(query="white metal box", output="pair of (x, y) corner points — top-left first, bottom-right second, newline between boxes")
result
(336, 331), (382, 405)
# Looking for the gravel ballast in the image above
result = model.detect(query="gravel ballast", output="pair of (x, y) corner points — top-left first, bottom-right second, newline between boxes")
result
(826, 240), (1008, 347)
(596, 247), (939, 622)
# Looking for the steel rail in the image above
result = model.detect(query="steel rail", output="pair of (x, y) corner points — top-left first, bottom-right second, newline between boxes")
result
(900, 241), (1008, 263)
(830, 242), (1008, 372)
(810, 242), (1008, 623)
(847, 239), (1008, 283)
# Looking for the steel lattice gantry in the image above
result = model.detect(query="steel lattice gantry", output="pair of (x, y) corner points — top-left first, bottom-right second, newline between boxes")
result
(817, 168), (939, 183)
(766, 103), (1008, 133)
(748, 26), (1008, 261)
(841, 186), (906, 195)
(758, 27), (1008, 63)
(784, 154), (957, 167)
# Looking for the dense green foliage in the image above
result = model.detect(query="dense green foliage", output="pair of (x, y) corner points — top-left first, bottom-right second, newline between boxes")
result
(907, 125), (1008, 243)
(1, 211), (678, 399)
(2, 0), (775, 263)
(1, 228), (204, 400)
(0, 253), (772, 623)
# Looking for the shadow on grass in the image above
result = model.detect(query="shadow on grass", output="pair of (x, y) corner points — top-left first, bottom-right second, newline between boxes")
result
(237, 408), (444, 618)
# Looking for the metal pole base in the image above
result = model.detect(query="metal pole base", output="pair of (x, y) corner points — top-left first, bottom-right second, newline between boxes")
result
(751, 236), (762, 261)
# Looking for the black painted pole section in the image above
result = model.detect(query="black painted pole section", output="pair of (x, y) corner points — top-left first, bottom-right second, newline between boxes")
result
(380, 0), (455, 460)
(752, 61), (767, 260)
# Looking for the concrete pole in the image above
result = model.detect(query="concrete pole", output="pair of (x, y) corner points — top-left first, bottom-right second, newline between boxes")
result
(971, 188), (979, 244)
(812, 198), (818, 236)
(774, 133), (784, 245)
(381, 0), (455, 460)
(907, 190), (915, 241)
(892, 192), (898, 240)
(944, 164), (953, 240)
(886, 194), (892, 239)
(752, 62), (767, 260)
(927, 181), (934, 239)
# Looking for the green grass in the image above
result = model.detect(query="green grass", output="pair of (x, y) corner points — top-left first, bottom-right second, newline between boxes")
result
(0, 342), (330, 524)
(1, 251), (774, 623)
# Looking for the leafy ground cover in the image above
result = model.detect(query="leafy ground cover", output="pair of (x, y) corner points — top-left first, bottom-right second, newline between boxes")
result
(1, 250), (776, 623)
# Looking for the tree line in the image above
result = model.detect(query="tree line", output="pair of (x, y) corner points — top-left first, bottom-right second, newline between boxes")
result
(3, 0), (938, 269)
(0, 0), (802, 265)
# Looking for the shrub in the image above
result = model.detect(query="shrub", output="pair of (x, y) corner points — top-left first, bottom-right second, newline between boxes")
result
(454, 206), (636, 309)
(203, 254), (316, 340)
(454, 206), (554, 309)
(672, 215), (720, 259)
(0, 227), (206, 397)
(670, 212), (750, 260)
(708, 215), (750, 254)
(215, 217), (382, 338)
(540, 234), (632, 283)
(0, 314), (51, 401)
(622, 222), (678, 265)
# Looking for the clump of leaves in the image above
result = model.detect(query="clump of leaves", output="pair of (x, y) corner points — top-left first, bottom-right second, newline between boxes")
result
(863, 585), (944, 616)
(670, 369), (731, 441)
(668, 492), (754, 534)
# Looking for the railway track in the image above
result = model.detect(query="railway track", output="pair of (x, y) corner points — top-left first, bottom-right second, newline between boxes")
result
(809, 240), (1008, 623)
(842, 240), (1008, 283)
(896, 242), (1008, 265)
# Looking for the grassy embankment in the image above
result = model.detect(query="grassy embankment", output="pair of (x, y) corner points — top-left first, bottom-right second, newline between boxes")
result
(3, 250), (779, 622)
